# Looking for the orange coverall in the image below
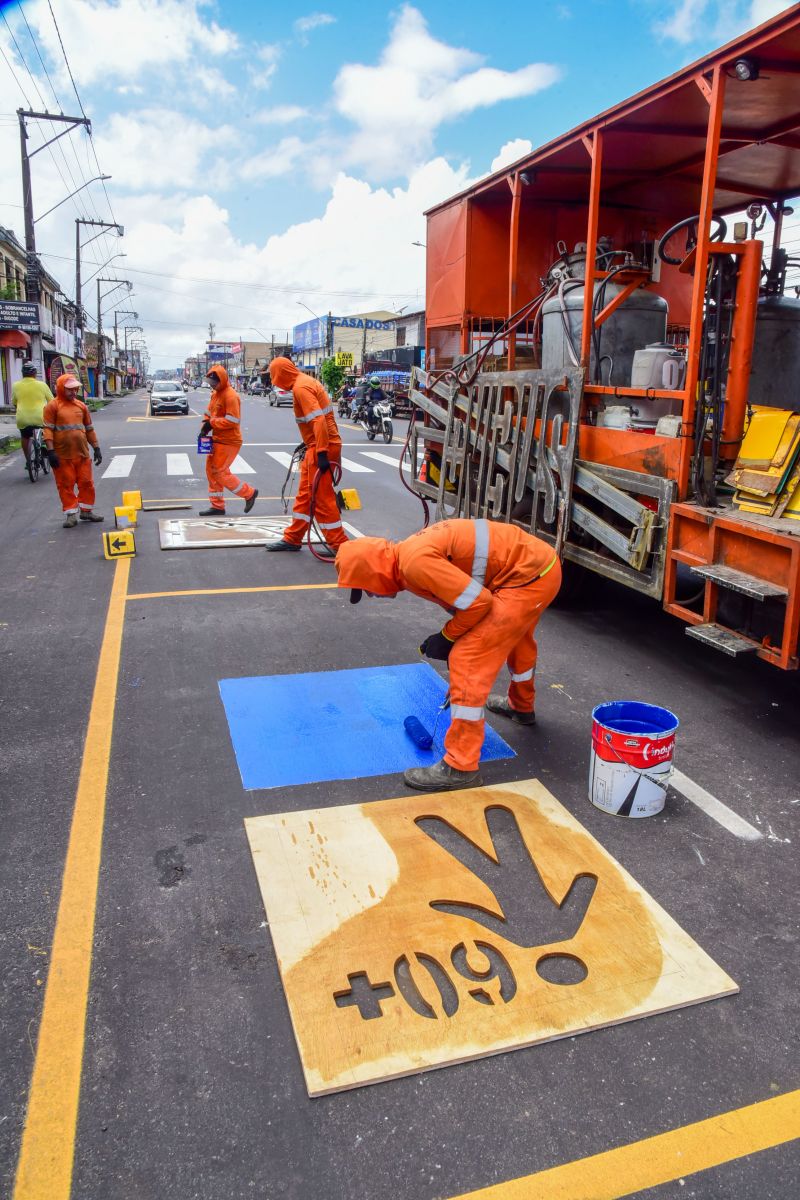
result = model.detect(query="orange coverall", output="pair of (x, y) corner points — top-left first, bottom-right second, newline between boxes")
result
(268, 357), (347, 547)
(203, 366), (255, 511)
(42, 375), (99, 514)
(336, 519), (562, 772)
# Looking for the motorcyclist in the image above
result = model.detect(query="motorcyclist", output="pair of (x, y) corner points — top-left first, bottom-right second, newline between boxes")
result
(350, 378), (368, 420)
(365, 376), (387, 429)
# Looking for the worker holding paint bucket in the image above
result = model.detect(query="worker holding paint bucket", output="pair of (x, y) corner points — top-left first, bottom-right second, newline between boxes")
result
(198, 366), (259, 517)
(335, 519), (561, 791)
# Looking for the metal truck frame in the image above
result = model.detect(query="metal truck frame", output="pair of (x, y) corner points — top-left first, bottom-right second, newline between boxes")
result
(410, 5), (800, 669)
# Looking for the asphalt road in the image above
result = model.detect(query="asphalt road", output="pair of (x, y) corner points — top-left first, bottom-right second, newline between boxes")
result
(1, 387), (797, 1200)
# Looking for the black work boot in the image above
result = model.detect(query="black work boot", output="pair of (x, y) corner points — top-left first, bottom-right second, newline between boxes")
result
(79, 510), (104, 522)
(403, 759), (482, 792)
(63, 513), (78, 528)
(486, 694), (536, 725)
(199, 507), (226, 517)
(265, 540), (302, 552)
(244, 489), (259, 514)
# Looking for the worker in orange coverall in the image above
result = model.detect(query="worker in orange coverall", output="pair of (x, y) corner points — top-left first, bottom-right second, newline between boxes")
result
(199, 366), (259, 515)
(42, 374), (104, 528)
(335, 519), (561, 791)
(265, 356), (347, 554)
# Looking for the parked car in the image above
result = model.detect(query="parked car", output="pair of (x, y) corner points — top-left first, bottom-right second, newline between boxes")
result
(248, 380), (267, 395)
(150, 380), (189, 415)
(269, 386), (293, 407)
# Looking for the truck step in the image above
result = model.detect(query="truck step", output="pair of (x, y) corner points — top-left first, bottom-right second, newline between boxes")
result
(690, 563), (788, 601)
(686, 623), (760, 656)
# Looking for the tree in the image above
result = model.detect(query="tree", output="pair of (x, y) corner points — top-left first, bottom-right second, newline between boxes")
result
(320, 357), (345, 396)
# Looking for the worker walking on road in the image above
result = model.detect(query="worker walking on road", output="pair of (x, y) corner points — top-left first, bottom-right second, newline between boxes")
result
(42, 374), (104, 528)
(266, 356), (347, 554)
(199, 366), (258, 516)
(12, 361), (53, 472)
(335, 519), (562, 791)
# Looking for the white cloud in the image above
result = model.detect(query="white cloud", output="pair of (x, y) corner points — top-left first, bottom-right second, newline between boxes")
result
(490, 139), (533, 173)
(333, 5), (560, 177)
(294, 13), (336, 38)
(93, 109), (236, 189)
(255, 105), (311, 125)
(654, 0), (794, 42)
(30, 0), (239, 88)
(248, 43), (282, 90)
(240, 137), (306, 181)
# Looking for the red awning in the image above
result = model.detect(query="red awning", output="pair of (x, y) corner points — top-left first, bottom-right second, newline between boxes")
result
(0, 329), (32, 349)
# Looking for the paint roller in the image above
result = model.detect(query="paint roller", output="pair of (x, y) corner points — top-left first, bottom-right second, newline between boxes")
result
(404, 695), (451, 750)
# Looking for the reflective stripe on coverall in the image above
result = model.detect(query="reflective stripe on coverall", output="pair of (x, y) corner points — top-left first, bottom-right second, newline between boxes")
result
(335, 519), (562, 772)
(203, 366), (255, 509)
(268, 356), (346, 546)
(43, 374), (99, 513)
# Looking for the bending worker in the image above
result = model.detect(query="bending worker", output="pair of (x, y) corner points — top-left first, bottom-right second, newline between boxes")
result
(266, 356), (348, 554)
(42, 373), (104, 528)
(199, 366), (258, 516)
(335, 518), (561, 791)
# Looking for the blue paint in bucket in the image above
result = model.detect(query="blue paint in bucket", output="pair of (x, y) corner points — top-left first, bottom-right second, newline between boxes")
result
(589, 700), (679, 818)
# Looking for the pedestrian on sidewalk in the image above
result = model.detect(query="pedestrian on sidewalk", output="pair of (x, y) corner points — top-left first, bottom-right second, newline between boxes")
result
(42, 374), (104, 528)
(12, 361), (53, 470)
(199, 366), (258, 516)
(265, 356), (347, 554)
(335, 518), (562, 791)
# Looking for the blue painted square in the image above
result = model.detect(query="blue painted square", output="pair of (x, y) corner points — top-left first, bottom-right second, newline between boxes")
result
(219, 662), (515, 790)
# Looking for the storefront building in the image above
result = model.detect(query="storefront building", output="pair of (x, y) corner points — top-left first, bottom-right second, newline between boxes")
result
(292, 311), (398, 373)
(0, 299), (37, 406)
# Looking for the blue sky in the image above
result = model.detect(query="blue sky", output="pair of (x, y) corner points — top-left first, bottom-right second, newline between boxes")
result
(0, 0), (793, 365)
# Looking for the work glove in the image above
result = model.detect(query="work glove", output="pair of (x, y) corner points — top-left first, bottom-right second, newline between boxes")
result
(316, 450), (330, 474)
(200, 420), (212, 436)
(419, 630), (454, 661)
(47, 450), (60, 469)
(93, 446), (103, 466)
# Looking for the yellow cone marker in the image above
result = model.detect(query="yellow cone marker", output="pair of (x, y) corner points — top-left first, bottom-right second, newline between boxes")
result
(121, 489), (142, 510)
(114, 505), (138, 528)
(102, 529), (136, 559)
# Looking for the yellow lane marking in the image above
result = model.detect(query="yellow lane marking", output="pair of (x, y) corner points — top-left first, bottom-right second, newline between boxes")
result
(127, 581), (338, 600)
(13, 557), (131, 1200)
(449, 1089), (800, 1200)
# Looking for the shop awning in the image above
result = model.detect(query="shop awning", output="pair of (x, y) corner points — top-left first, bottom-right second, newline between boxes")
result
(0, 329), (31, 349)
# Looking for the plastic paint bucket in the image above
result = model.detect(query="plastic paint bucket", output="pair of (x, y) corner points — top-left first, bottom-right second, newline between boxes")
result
(197, 435), (212, 455)
(589, 700), (679, 818)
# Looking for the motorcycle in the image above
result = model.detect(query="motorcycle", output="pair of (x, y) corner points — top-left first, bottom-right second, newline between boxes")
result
(337, 393), (352, 418)
(355, 400), (393, 444)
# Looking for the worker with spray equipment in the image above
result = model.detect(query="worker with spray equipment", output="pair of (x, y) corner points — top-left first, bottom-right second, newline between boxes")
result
(335, 518), (561, 791)
(266, 356), (348, 554)
(42, 373), (104, 528)
(199, 366), (259, 516)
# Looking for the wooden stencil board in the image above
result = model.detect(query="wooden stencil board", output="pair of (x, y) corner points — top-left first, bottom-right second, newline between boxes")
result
(245, 779), (737, 1096)
(158, 515), (362, 549)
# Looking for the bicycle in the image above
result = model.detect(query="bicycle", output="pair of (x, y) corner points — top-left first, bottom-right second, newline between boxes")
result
(26, 427), (50, 483)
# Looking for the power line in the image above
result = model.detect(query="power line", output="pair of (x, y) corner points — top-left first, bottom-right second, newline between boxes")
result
(17, 1), (60, 111)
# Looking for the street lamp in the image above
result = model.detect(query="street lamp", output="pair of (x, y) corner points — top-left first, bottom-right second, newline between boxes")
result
(96, 277), (132, 399)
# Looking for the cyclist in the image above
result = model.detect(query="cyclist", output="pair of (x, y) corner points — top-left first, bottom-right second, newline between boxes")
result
(12, 361), (53, 471)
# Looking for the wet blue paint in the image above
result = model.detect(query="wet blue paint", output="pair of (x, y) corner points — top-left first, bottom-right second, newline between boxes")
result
(219, 662), (515, 790)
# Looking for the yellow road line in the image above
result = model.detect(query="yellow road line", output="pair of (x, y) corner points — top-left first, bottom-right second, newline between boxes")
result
(127, 581), (339, 600)
(449, 1089), (800, 1200)
(13, 557), (131, 1200)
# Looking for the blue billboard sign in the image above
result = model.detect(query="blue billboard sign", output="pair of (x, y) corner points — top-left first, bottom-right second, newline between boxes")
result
(292, 317), (327, 352)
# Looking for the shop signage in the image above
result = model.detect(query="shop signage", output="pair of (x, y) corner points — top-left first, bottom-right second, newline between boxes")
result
(0, 300), (39, 331)
(331, 317), (392, 331)
(335, 351), (354, 368)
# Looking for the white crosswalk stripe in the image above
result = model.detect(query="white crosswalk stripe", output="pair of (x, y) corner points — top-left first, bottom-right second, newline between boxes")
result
(231, 455), (255, 474)
(338, 455), (374, 473)
(362, 451), (413, 471)
(166, 453), (194, 476)
(101, 454), (136, 479)
(266, 451), (294, 469)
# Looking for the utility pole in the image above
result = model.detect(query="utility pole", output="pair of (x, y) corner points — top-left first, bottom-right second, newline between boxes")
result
(17, 109), (92, 305)
(96, 277), (132, 399)
(76, 218), (124, 349)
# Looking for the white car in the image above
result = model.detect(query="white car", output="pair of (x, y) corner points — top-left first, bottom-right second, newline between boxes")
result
(150, 380), (189, 415)
(268, 386), (293, 407)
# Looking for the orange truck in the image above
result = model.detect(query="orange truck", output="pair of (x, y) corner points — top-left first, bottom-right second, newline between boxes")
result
(410, 6), (800, 669)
